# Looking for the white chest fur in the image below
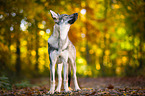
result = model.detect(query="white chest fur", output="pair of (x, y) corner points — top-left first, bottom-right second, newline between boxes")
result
(60, 24), (70, 40)
(48, 24), (70, 49)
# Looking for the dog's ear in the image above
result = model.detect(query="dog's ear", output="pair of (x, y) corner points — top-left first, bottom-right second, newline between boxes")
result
(50, 10), (59, 23)
(57, 13), (60, 16)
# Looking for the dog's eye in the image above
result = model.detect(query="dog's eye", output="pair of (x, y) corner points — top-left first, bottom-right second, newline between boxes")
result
(63, 16), (68, 19)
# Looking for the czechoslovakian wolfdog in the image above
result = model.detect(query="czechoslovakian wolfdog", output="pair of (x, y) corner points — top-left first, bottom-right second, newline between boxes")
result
(48, 10), (80, 94)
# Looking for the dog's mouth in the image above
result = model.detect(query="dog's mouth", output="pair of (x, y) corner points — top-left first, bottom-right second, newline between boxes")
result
(68, 13), (78, 24)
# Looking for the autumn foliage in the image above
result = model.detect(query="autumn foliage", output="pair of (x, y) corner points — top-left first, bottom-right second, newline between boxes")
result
(0, 0), (145, 79)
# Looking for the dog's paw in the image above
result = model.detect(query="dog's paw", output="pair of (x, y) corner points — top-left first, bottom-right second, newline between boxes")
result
(75, 88), (81, 91)
(48, 89), (55, 94)
(69, 87), (73, 91)
(64, 88), (72, 93)
(64, 90), (72, 94)
(55, 89), (61, 93)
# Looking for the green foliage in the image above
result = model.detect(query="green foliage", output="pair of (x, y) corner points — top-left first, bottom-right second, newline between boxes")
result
(15, 80), (31, 88)
(0, 76), (11, 90)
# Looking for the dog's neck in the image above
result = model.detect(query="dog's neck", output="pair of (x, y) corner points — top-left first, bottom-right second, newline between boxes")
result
(53, 24), (70, 40)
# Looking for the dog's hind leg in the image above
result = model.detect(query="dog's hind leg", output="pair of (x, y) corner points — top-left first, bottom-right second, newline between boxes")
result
(55, 63), (63, 93)
(70, 58), (81, 91)
(68, 63), (71, 87)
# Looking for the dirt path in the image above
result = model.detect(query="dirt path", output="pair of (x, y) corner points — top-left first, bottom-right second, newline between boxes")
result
(0, 77), (145, 95)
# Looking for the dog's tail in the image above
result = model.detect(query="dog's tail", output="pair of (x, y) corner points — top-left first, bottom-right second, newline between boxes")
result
(68, 63), (71, 87)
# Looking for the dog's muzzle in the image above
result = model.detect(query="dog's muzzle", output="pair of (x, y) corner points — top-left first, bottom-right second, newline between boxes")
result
(68, 13), (78, 24)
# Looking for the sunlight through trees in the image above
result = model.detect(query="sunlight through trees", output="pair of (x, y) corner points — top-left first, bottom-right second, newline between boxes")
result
(0, 0), (145, 78)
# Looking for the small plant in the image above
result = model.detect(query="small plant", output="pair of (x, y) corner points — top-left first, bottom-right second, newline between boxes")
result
(0, 75), (11, 90)
(15, 80), (31, 88)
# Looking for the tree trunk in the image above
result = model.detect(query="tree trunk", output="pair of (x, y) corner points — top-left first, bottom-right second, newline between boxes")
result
(138, 37), (143, 69)
(15, 39), (21, 77)
(35, 28), (39, 73)
(85, 1), (91, 65)
(99, 0), (108, 76)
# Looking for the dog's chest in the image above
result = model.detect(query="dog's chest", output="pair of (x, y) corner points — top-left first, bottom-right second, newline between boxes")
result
(48, 24), (70, 49)
(60, 24), (70, 40)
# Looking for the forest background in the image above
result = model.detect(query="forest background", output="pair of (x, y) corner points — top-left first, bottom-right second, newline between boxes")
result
(0, 0), (145, 81)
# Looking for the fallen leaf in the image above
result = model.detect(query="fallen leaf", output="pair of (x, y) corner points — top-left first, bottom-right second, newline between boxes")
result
(107, 84), (114, 89)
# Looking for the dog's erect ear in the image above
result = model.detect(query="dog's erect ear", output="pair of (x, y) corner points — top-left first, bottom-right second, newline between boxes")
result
(57, 13), (60, 16)
(50, 10), (59, 23)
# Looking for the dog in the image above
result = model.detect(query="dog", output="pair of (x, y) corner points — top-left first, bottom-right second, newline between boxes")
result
(48, 10), (81, 94)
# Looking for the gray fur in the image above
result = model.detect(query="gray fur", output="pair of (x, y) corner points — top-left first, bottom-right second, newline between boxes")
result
(48, 10), (80, 94)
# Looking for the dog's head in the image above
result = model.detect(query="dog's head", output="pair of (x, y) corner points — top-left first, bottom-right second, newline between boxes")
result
(50, 10), (78, 25)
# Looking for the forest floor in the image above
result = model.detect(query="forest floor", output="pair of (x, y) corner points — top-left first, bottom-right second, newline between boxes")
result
(0, 77), (145, 96)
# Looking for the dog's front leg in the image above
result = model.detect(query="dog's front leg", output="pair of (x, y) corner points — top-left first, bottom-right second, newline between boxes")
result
(49, 63), (56, 94)
(61, 51), (70, 92)
(63, 61), (70, 92)
(49, 51), (57, 94)
(55, 63), (63, 92)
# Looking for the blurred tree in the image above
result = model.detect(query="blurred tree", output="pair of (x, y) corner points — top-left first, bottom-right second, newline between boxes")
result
(0, 0), (144, 79)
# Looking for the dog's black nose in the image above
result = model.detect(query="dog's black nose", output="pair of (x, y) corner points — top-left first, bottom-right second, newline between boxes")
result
(74, 13), (78, 16)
